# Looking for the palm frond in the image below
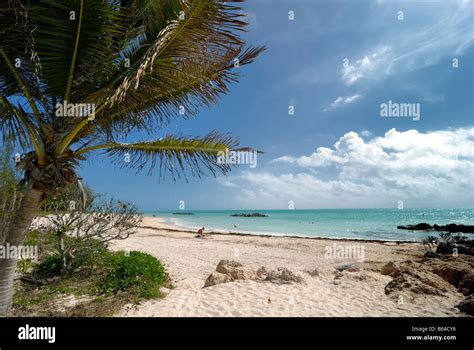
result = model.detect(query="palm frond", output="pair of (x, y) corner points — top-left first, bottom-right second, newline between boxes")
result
(77, 0), (265, 138)
(0, 0), (264, 185)
(29, 0), (128, 102)
(0, 0), (40, 97)
(77, 132), (240, 180)
(0, 95), (31, 149)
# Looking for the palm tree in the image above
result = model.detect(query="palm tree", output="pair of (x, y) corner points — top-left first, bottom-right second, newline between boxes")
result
(0, 0), (263, 314)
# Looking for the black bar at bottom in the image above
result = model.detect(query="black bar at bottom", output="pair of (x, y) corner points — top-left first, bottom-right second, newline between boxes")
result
(0, 317), (472, 348)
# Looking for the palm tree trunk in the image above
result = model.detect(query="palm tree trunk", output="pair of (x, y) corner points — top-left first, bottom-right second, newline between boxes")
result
(0, 187), (42, 315)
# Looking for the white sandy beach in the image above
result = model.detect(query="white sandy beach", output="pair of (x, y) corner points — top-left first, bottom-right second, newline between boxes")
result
(110, 217), (466, 317)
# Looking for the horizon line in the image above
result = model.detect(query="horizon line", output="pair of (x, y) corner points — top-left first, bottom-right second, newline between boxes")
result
(140, 207), (474, 212)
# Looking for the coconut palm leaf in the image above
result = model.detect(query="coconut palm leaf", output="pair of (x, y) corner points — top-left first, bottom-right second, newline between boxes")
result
(0, 0), (38, 96)
(58, 0), (264, 148)
(76, 131), (239, 179)
(0, 0), (263, 314)
(82, 46), (264, 141)
(28, 0), (127, 101)
(0, 95), (47, 165)
(0, 95), (30, 149)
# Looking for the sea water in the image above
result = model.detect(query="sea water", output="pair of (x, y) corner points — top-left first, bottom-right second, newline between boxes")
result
(145, 208), (474, 242)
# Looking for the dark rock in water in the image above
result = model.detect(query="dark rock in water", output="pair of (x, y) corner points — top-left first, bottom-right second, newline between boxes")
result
(441, 224), (474, 234)
(457, 295), (474, 316)
(172, 212), (194, 215)
(397, 223), (474, 234)
(423, 251), (441, 259)
(231, 213), (269, 218)
(397, 223), (432, 230)
(414, 223), (433, 230)
(458, 273), (474, 296)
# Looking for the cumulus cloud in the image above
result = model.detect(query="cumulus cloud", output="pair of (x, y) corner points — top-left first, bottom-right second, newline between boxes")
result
(223, 128), (474, 208)
(359, 130), (373, 138)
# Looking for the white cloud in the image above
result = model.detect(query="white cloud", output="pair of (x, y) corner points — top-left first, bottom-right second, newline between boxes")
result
(324, 94), (362, 111)
(217, 178), (238, 188)
(223, 128), (474, 208)
(341, 47), (390, 85)
(341, 2), (473, 85)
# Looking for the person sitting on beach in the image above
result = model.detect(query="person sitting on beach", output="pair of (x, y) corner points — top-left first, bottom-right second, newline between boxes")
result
(196, 227), (205, 238)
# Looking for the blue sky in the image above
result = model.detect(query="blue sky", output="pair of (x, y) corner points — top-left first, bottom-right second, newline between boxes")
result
(78, 0), (474, 211)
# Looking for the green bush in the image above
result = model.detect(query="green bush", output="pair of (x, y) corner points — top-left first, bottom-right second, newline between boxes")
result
(103, 251), (167, 298)
(34, 255), (62, 277)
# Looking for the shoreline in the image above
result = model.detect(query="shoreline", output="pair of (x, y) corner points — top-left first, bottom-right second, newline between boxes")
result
(139, 223), (421, 244)
(110, 217), (468, 317)
(144, 212), (474, 243)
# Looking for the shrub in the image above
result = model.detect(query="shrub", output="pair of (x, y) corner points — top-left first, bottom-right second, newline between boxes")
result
(41, 198), (142, 276)
(422, 235), (438, 251)
(17, 259), (34, 274)
(103, 251), (168, 298)
(439, 231), (462, 244)
(33, 255), (63, 278)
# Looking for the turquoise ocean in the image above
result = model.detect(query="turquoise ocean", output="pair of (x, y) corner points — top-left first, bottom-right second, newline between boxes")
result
(145, 208), (474, 242)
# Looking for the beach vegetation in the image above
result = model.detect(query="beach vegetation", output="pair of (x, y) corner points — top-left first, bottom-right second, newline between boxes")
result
(0, 0), (263, 314)
(422, 236), (439, 252)
(11, 230), (170, 316)
(103, 251), (168, 298)
(39, 197), (142, 276)
(40, 182), (95, 213)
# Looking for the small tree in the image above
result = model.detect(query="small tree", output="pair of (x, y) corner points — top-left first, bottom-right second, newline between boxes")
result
(37, 198), (142, 276)
(0, 0), (263, 314)
(41, 182), (95, 213)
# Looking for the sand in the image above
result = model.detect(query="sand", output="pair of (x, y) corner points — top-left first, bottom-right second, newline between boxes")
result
(112, 217), (465, 317)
